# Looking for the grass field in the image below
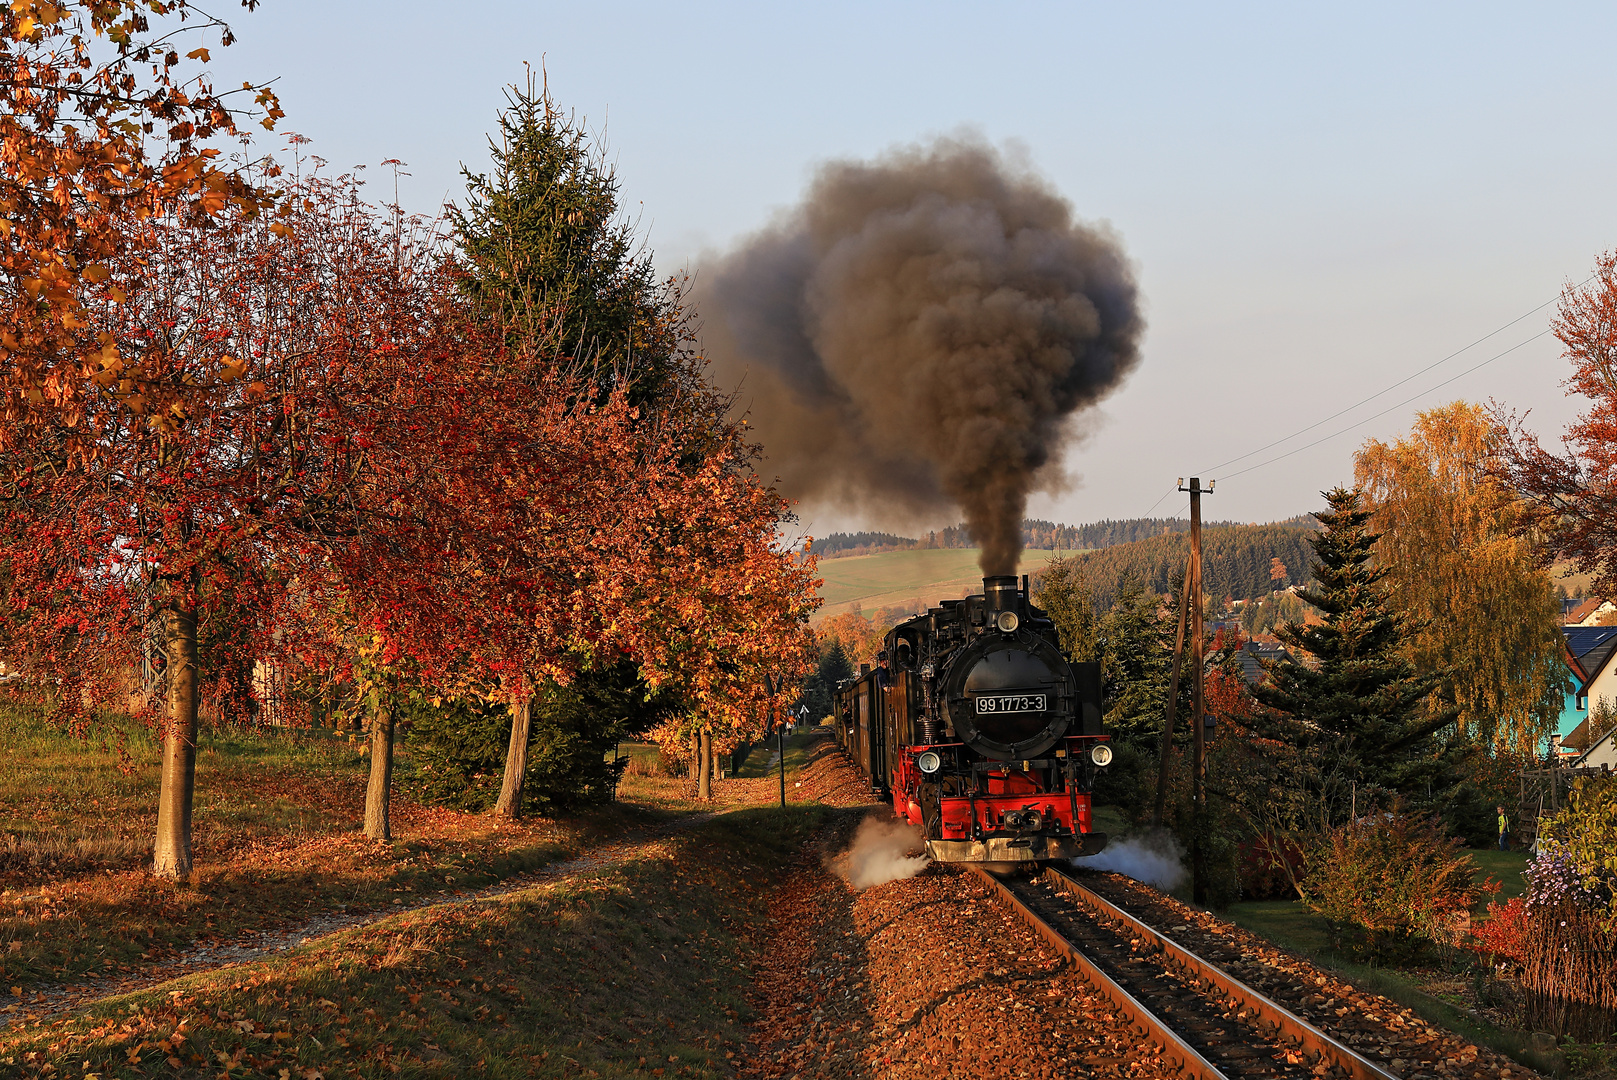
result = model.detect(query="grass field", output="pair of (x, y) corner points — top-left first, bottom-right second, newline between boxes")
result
(0, 705), (588, 991)
(0, 705), (824, 992)
(0, 805), (840, 1079)
(813, 547), (1077, 622)
(0, 717), (856, 1078)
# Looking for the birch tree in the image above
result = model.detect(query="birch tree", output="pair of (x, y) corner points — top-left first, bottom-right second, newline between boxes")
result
(1356, 402), (1566, 752)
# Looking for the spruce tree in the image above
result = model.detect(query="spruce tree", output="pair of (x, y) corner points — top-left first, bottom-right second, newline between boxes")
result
(448, 70), (685, 407)
(426, 73), (693, 816)
(1034, 557), (1101, 664)
(1100, 573), (1174, 748)
(1250, 487), (1456, 808)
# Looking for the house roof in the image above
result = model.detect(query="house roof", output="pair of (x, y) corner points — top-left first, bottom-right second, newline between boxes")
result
(1562, 626), (1617, 691)
(1565, 598), (1617, 626)
(1565, 597), (1603, 623)
(1571, 725), (1617, 768)
(1237, 640), (1293, 685)
(1565, 716), (1593, 751)
(1562, 625), (1617, 659)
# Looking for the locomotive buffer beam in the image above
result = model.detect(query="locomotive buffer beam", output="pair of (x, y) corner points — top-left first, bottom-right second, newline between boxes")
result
(929, 831), (1107, 863)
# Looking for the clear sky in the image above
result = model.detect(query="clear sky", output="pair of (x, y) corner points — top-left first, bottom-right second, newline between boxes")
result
(210, 2), (1617, 529)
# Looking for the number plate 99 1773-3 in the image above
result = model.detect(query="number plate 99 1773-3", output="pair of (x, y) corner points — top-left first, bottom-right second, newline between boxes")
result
(974, 694), (1046, 714)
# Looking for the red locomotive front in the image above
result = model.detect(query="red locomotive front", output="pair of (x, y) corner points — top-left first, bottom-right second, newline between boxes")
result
(835, 575), (1111, 864)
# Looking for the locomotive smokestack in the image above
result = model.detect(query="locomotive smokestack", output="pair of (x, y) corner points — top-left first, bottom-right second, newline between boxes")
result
(984, 575), (1019, 612)
(703, 135), (1143, 575)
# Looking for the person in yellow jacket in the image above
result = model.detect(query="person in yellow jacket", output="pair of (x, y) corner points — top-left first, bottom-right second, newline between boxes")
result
(1497, 805), (1509, 851)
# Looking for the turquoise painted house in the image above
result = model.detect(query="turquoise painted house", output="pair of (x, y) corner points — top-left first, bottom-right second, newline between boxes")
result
(1556, 626), (1617, 756)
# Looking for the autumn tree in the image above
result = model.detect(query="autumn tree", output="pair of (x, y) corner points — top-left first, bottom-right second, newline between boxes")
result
(0, 162), (491, 873)
(1355, 401), (1566, 752)
(0, 2), (283, 879)
(1498, 254), (1617, 622)
(443, 73), (717, 817)
(1249, 488), (1455, 820)
(814, 608), (890, 669)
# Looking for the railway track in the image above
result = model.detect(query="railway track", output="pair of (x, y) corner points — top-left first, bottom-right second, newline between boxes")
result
(972, 865), (1403, 1080)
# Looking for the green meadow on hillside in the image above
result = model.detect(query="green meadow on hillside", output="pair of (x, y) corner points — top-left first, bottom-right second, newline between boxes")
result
(813, 547), (1075, 621)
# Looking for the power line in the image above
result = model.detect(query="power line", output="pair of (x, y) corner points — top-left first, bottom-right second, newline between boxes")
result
(1199, 282), (1581, 477)
(1215, 328), (1552, 483)
(1139, 487), (1177, 518)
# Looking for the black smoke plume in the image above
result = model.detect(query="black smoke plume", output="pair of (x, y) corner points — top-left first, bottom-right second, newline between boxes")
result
(702, 137), (1144, 574)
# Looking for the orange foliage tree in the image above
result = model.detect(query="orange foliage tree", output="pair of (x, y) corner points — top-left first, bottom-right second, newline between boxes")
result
(815, 607), (890, 669)
(0, 1), (296, 879)
(638, 428), (821, 789)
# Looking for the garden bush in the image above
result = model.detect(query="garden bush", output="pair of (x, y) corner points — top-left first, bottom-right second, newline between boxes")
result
(1471, 895), (1531, 966)
(1471, 790), (1617, 1012)
(1301, 808), (1488, 961)
(1536, 774), (1617, 926)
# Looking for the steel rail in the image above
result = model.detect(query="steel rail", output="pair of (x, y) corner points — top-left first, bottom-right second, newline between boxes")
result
(1040, 867), (1401, 1080)
(967, 866), (1229, 1080)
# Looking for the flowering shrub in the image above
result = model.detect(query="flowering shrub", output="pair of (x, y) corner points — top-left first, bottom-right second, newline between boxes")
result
(1526, 841), (1604, 911)
(1535, 775), (1617, 928)
(1301, 810), (1490, 961)
(1467, 784), (1617, 1009)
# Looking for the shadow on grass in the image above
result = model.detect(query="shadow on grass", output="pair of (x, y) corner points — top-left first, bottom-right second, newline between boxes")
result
(1, 803), (844, 1079)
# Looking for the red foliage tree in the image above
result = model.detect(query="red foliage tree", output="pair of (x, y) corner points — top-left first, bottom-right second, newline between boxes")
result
(1497, 252), (1617, 595)
(0, 160), (535, 874)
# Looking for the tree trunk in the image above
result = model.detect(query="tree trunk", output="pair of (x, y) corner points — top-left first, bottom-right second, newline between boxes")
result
(697, 727), (712, 801)
(152, 601), (200, 880)
(495, 680), (534, 820)
(364, 697), (395, 840)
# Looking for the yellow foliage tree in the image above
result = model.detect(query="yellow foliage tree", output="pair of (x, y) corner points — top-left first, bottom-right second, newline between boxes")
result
(1354, 402), (1567, 752)
(815, 607), (892, 669)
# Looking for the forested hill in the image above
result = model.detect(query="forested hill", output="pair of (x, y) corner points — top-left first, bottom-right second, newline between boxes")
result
(808, 514), (1315, 559)
(1065, 523), (1320, 610)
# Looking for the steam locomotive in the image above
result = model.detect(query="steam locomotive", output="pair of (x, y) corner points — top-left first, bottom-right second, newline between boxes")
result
(833, 574), (1112, 863)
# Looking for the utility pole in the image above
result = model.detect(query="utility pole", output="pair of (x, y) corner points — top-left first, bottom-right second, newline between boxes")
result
(1179, 477), (1213, 904)
(1152, 557), (1192, 829)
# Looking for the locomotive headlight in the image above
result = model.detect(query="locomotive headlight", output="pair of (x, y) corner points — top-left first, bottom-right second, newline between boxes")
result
(995, 610), (1020, 633)
(1090, 744), (1114, 767)
(917, 750), (942, 774)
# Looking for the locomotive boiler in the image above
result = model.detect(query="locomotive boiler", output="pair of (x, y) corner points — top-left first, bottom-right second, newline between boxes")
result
(834, 574), (1111, 863)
